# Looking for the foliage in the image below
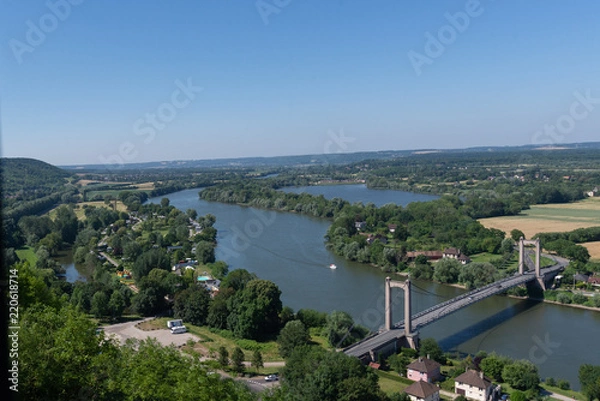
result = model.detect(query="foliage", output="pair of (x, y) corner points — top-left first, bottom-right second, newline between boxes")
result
(297, 308), (328, 328)
(502, 360), (540, 391)
(480, 353), (512, 382)
(419, 338), (445, 364)
(280, 345), (386, 401)
(433, 258), (461, 284)
(218, 346), (230, 367)
(322, 310), (369, 348)
(173, 285), (211, 326)
(231, 347), (246, 374)
(227, 279), (283, 341)
(252, 350), (264, 372)
(278, 320), (311, 358)
(579, 364), (600, 401)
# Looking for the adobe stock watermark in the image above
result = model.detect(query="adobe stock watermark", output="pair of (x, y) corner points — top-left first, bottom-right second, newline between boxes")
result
(255, 0), (292, 25)
(531, 89), (599, 145)
(9, 0), (85, 65)
(324, 128), (356, 154)
(219, 209), (277, 262)
(528, 333), (560, 364)
(98, 78), (203, 170)
(407, 0), (488, 76)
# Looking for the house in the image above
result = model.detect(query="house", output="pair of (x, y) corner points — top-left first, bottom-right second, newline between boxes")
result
(167, 245), (183, 253)
(454, 370), (494, 401)
(406, 357), (441, 383)
(457, 254), (471, 265)
(574, 273), (590, 283)
(443, 248), (461, 259)
(388, 224), (398, 233)
(588, 275), (600, 286)
(404, 380), (440, 401)
(355, 221), (367, 231)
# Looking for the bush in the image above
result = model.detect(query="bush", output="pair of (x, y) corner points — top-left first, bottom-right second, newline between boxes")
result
(234, 339), (266, 352)
(572, 293), (587, 305)
(557, 379), (570, 390)
(545, 377), (556, 387)
(556, 292), (572, 304)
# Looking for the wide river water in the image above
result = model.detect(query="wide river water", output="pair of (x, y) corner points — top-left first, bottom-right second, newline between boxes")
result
(139, 185), (599, 387)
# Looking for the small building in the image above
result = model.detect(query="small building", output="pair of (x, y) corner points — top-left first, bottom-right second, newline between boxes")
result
(406, 357), (442, 383)
(574, 273), (590, 283)
(355, 221), (367, 231)
(197, 275), (221, 295)
(388, 224), (398, 233)
(404, 380), (440, 401)
(454, 370), (494, 401)
(443, 248), (461, 259)
(457, 254), (471, 265)
(588, 275), (600, 286)
(167, 245), (184, 253)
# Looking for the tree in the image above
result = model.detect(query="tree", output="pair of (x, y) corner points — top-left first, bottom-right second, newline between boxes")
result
(54, 205), (79, 244)
(419, 338), (445, 364)
(278, 320), (310, 358)
(20, 305), (120, 400)
(91, 291), (110, 318)
(510, 390), (527, 401)
(227, 279), (282, 340)
(297, 308), (328, 328)
(387, 353), (411, 376)
(207, 288), (233, 329)
(281, 345), (386, 401)
(160, 197), (170, 208)
(195, 241), (216, 264)
(218, 346), (229, 367)
(133, 286), (167, 316)
(186, 208), (198, 220)
(433, 258), (461, 283)
(579, 364), (600, 401)
(231, 347), (245, 374)
(173, 286), (211, 326)
(511, 229), (525, 241)
(108, 290), (126, 320)
(480, 353), (511, 382)
(502, 360), (540, 391)
(252, 350), (264, 373)
(220, 269), (258, 292)
(132, 249), (170, 280)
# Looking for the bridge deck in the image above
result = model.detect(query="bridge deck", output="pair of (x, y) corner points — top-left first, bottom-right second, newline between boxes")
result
(343, 260), (566, 358)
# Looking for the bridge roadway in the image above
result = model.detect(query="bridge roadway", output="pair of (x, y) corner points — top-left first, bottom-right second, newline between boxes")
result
(343, 257), (568, 358)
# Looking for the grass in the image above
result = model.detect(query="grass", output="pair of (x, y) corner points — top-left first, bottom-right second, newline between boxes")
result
(374, 370), (412, 395)
(540, 383), (587, 401)
(16, 246), (37, 265)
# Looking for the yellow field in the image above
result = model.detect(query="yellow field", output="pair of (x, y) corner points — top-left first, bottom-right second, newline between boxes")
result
(47, 201), (128, 220)
(581, 241), (600, 260)
(479, 197), (600, 258)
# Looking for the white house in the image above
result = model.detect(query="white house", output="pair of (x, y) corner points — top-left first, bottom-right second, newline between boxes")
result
(454, 370), (494, 401)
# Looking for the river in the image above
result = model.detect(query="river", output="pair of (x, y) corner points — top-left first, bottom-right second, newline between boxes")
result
(147, 186), (599, 388)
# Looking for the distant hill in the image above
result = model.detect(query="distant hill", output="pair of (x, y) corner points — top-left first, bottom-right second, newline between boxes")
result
(1, 157), (71, 197)
(61, 142), (600, 171)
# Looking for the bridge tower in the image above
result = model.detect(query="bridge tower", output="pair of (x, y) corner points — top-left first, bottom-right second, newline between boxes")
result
(385, 277), (418, 348)
(518, 237), (546, 290)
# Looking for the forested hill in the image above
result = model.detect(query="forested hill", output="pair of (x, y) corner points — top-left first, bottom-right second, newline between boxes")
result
(1, 157), (71, 196)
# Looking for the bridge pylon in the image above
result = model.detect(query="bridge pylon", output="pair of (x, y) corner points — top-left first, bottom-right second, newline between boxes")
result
(518, 237), (541, 277)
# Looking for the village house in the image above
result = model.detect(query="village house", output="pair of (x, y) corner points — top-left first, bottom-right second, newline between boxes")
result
(406, 356), (442, 383)
(404, 380), (440, 401)
(355, 221), (367, 231)
(454, 370), (496, 401)
(588, 275), (600, 286)
(443, 248), (471, 264)
(388, 224), (398, 233)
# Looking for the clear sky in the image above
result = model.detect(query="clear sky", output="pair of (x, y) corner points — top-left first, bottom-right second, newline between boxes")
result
(1, 0), (599, 166)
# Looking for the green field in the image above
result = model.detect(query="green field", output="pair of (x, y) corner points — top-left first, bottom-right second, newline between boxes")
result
(16, 246), (37, 265)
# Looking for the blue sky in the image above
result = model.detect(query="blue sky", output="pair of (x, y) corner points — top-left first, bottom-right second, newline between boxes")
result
(1, 0), (599, 166)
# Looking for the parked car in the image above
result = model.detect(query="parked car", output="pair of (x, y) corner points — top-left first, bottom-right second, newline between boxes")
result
(264, 374), (278, 382)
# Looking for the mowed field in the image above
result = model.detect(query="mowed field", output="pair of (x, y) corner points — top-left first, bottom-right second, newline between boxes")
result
(479, 197), (600, 259)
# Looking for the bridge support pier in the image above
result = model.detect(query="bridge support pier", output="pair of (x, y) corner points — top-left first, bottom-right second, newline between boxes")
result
(385, 277), (418, 348)
(518, 237), (541, 277)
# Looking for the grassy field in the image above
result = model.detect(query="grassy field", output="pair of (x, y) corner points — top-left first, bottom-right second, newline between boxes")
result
(479, 197), (600, 258)
(16, 246), (37, 265)
(374, 370), (411, 395)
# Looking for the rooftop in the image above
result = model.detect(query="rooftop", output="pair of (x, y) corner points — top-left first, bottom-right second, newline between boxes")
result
(407, 357), (441, 373)
(404, 380), (439, 398)
(455, 370), (492, 389)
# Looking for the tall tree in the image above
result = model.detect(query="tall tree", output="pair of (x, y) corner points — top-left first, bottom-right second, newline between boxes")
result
(252, 350), (264, 373)
(277, 320), (310, 358)
(173, 286), (211, 326)
(231, 347), (245, 374)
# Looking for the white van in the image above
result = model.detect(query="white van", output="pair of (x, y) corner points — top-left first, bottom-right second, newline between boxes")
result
(171, 325), (187, 334)
(167, 319), (183, 329)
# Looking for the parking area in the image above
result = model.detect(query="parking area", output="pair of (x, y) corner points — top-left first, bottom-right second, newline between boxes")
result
(103, 318), (198, 347)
